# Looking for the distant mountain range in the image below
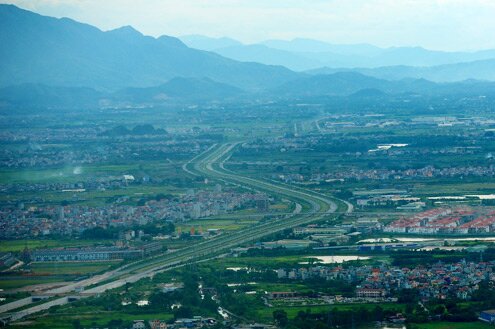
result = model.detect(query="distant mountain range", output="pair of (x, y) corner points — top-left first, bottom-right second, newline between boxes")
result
(0, 84), (102, 109)
(180, 35), (495, 78)
(0, 77), (244, 109)
(3, 72), (495, 110)
(1, 4), (495, 111)
(0, 4), (297, 91)
(271, 72), (495, 98)
(179, 35), (242, 51)
(307, 59), (495, 82)
(112, 77), (243, 104)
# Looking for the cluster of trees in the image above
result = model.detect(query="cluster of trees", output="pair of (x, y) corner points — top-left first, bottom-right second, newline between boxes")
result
(148, 272), (217, 320)
(398, 288), (483, 324)
(67, 265), (494, 329)
(72, 319), (125, 329)
(195, 265), (361, 320)
(272, 306), (395, 329)
(198, 267), (266, 318)
(135, 222), (175, 236)
(314, 138), (379, 154)
(81, 226), (118, 239)
(81, 222), (175, 240)
(407, 300), (477, 324)
(471, 281), (495, 309)
(136, 193), (176, 206)
(68, 270), (218, 327)
(389, 248), (495, 267)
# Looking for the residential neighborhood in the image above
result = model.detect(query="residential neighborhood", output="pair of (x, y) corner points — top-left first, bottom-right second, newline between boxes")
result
(276, 259), (495, 301)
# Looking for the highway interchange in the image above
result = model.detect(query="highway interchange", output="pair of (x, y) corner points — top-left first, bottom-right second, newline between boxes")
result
(1, 143), (351, 322)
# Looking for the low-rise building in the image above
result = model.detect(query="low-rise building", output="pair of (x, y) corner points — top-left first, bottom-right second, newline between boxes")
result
(356, 288), (386, 298)
(480, 310), (495, 324)
(132, 320), (146, 329)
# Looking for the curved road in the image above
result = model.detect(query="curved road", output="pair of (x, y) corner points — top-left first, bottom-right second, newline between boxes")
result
(3, 143), (351, 322)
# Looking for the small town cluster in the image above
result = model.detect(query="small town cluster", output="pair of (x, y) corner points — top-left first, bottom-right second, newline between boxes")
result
(0, 126), (207, 168)
(1, 177), (136, 194)
(276, 259), (495, 301)
(310, 165), (495, 182)
(0, 188), (269, 239)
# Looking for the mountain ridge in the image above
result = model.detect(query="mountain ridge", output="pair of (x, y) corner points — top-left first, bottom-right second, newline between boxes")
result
(271, 71), (495, 97)
(180, 35), (495, 76)
(307, 59), (495, 82)
(0, 77), (245, 110)
(0, 4), (299, 91)
(3, 72), (495, 111)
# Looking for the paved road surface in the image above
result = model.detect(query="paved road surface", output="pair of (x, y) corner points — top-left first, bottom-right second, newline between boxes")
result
(2, 143), (350, 322)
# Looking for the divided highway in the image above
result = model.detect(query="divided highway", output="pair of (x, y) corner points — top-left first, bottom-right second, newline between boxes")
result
(2, 143), (350, 322)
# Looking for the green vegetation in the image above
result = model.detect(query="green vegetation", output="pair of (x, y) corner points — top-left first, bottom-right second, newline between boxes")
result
(177, 218), (260, 232)
(256, 303), (404, 322)
(409, 322), (494, 329)
(10, 312), (174, 329)
(3, 95), (495, 329)
(0, 239), (108, 252)
(0, 277), (63, 289)
(27, 261), (118, 275)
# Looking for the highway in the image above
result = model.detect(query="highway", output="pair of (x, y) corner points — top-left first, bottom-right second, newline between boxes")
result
(2, 143), (350, 322)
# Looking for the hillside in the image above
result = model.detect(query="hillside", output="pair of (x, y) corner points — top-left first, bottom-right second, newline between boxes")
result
(308, 59), (495, 82)
(0, 5), (298, 91)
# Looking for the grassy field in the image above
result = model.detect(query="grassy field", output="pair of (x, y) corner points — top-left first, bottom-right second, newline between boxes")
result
(254, 282), (310, 293)
(160, 240), (193, 250)
(410, 322), (494, 329)
(412, 182), (495, 196)
(0, 239), (111, 252)
(0, 184), (180, 206)
(0, 162), (182, 184)
(255, 302), (405, 322)
(0, 277), (64, 290)
(10, 311), (174, 329)
(177, 218), (260, 232)
(212, 255), (310, 268)
(28, 261), (119, 275)
(0, 165), (136, 184)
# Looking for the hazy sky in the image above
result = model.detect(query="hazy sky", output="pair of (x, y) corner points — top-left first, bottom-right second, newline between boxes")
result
(2, 0), (495, 51)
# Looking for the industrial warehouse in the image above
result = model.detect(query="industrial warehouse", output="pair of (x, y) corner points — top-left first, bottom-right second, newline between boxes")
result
(30, 242), (162, 262)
